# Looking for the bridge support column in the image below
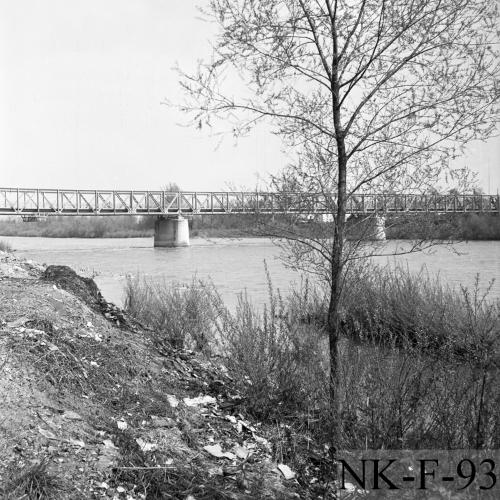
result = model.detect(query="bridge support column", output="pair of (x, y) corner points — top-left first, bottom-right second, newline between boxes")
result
(154, 215), (190, 247)
(370, 216), (386, 241)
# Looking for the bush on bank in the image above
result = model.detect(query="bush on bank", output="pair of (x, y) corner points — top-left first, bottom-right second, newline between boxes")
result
(341, 263), (500, 360)
(124, 263), (500, 450)
(386, 212), (500, 240)
(124, 276), (221, 353)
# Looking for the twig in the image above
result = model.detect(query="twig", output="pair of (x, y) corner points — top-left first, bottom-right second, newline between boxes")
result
(113, 466), (176, 470)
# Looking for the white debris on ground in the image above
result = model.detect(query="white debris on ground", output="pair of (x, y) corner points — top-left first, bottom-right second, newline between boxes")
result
(0, 250), (45, 279)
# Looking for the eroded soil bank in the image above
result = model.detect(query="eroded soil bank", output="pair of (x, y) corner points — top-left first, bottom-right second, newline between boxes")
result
(0, 251), (312, 499)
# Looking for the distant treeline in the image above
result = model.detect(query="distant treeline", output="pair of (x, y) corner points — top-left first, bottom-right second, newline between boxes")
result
(0, 216), (154, 238)
(0, 212), (498, 239)
(386, 213), (500, 240)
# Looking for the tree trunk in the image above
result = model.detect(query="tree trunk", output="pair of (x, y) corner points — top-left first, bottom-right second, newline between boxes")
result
(327, 140), (347, 449)
(328, 16), (347, 446)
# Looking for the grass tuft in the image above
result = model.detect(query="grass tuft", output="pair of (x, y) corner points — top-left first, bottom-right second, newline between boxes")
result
(124, 275), (223, 353)
(2, 459), (62, 499)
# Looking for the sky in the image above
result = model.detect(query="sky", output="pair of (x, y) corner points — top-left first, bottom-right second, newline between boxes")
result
(0, 0), (499, 193)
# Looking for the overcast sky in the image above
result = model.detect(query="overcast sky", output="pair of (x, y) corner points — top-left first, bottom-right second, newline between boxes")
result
(1, 0), (499, 192)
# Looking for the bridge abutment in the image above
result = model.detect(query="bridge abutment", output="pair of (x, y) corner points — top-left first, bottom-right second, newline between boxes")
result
(154, 216), (190, 247)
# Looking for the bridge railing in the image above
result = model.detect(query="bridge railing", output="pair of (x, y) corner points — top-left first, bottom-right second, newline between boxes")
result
(0, 188), (498, 215)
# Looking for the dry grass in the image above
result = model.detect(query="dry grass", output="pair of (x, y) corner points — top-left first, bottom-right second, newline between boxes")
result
(124, 275), (223, 353)
(1, 459), (64, 499)
(341, 263), (500, 362)
(216, 272), (328, 421)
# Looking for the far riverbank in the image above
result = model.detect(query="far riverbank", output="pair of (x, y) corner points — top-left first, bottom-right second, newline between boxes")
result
(1, 212), (499, 240)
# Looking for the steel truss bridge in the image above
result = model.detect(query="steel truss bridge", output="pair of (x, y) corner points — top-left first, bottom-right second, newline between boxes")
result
(0, 188), (498, 216)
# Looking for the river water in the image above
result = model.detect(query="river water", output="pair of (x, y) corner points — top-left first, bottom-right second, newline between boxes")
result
(3, 236), (499, 307)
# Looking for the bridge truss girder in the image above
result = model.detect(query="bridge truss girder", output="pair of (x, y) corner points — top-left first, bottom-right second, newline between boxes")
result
(0, 188), (498, 216)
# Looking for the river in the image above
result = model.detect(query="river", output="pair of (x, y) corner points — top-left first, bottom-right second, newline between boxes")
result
(2, 236), (499, 307)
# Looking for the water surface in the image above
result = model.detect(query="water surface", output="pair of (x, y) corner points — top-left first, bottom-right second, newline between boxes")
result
(3, 236), (499, 307)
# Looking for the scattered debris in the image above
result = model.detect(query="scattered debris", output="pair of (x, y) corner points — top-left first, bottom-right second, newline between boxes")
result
(277, 463), (296, 480)
(38, 427), (59, 441)
(117, 420), (128, 430)
(166, 394), (180, 408)
(233, 445), (251, 460)
(203, 444), (236, 460)
(183, 395), (216, 407)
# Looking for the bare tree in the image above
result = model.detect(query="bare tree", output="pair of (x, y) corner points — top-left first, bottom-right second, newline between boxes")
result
(178, 0), (500, 440)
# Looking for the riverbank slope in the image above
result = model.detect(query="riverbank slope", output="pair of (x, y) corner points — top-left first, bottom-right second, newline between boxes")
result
(0, 251), (306, 499)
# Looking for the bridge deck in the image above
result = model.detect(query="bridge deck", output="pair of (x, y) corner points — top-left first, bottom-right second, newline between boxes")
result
(0, 188), (498, 216)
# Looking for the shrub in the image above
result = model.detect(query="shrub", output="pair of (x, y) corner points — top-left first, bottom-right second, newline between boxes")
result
(341, 263), (500, 360)
(339, 339), (500, 449)
(124, 275), (222, 353)
(216, 268), (328, 420)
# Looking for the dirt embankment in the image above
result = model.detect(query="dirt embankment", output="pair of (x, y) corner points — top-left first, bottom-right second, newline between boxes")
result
(0, 251), (300, 499)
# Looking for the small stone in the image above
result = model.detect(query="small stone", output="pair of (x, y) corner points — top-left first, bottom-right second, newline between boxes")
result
(151, 417), (175, 428)
(63, 410), (82, 420)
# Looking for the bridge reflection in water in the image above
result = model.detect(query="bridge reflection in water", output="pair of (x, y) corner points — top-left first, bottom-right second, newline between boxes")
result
(1, 188), (498, 246)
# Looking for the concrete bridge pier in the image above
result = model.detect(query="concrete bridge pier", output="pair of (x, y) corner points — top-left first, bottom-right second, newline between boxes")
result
(154, 215), (190, 247)
(370, 215), (386, 241)
(345, 214), (386, 240)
